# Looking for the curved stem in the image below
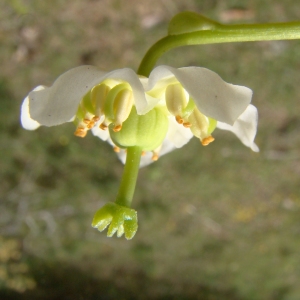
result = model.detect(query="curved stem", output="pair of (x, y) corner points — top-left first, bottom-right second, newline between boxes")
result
(137, 21), (300, 77)
(115, 146), (142, 207)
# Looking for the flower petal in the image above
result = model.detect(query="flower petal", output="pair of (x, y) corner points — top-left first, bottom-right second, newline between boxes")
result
(148, 65), (253, 125)
(28, 66), (148, 126)
(166, 116), (193, 148)
(20, 85), (45, 130)
(217, 104), (259, 152)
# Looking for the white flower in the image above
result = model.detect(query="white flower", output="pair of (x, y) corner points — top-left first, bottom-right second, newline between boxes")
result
(21, 65), (258, 167)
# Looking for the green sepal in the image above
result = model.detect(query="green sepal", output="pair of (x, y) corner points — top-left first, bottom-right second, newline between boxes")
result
(168, 11), (220, 35)
(109, 106), (169, 151)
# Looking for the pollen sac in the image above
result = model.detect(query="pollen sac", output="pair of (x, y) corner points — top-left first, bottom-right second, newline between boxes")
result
(101, 83), (133, 132)
(91, 83), (111, 117)
(109, 106), (169, 151)
(165, 83), (187, 118)
(74, 83), (111, 137)
(188, 108), (216, 146)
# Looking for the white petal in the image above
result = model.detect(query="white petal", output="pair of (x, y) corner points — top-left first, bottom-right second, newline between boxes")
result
(217, 104), (259, 152)
(148, 66), (253, 125)
(91, 118), (110, 141)
(167, 117), (193, 148)
(28, 66), (148, 126)
(20, 85), (45, 130)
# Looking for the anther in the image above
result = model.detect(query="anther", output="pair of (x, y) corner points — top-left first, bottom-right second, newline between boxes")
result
(113, 146), (120, 153)
(141, 151), (146, 156)
(99, 123), (108, 130)
(175, 115), (184, 124)
(83, 118), (90, 124)
(152, 153), (159, 161)
(201, 136), (215, 146)
(86, 122), (95, 129)
(74, 127), (87, 138)
(92, 116), (100, 122)
(113, 124), (122, 132)
(183, 122), (192, 128)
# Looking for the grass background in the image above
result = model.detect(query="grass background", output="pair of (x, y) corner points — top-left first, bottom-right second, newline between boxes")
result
(1, 0), (300, 299)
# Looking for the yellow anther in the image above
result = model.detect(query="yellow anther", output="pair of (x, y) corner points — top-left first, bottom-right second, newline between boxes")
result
(113, 124), (122, 132)
(201, 135), (215, 146)
(99, 123), (108, 130)
(74, 127), (87, 138)
(152, 153), (159, 161)
(175, 115), (184, 124)
(183, 122), (192, 128)
(113, 146), (120, 153)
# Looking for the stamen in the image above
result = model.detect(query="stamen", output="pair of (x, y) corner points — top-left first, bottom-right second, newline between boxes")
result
(83, 118), (90, 124)
(92, 116), (100, 122)
(113, 124), (122, 132)
(141, 151), (146, 156)
(201, 136), (215, 146)
(183, 122), (192, 128)
(74, 127), (87, 138)
(85, 121), (93, 129)
(99, 123), (108, 130)
(113, 146), (120, 153)
(152, 153), (159, 161)
(175, 115), (184, 124)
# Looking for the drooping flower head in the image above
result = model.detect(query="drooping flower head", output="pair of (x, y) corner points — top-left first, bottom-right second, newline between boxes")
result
(21, 65), (259, 239)
(21, 65), (258, 167)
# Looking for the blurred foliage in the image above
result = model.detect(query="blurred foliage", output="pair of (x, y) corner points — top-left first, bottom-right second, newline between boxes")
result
(0, 236), (35, 293)
(1, 0), (300, 299)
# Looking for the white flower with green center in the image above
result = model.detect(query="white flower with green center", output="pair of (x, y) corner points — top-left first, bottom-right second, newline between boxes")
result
(21, 64), (258, 239)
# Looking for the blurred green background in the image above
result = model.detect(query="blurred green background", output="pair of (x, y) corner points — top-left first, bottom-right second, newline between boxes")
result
(1, 0), (300, 299)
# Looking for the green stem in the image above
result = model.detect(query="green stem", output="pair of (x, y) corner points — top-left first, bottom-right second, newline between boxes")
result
(115, 146), (142, 207)
(137, 21), (300, 77)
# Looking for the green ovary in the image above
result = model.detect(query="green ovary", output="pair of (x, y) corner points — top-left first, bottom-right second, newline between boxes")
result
(109, 106), (169, 151)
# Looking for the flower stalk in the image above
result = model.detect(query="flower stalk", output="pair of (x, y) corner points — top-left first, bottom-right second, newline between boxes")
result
(115, 146), (142, 208)
(138, 18), (300, 77)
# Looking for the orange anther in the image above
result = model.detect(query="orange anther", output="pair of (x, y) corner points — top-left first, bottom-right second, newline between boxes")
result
(175, 115), (184, 124)
(201, 136), (215, 146)
(113, 124), (122, 132)
(87, 121), (95, 129)
(141, 151), (146, 156)
(152, 153), (159, 161)
(183, 122), (192, 128)
(83, 118), (90, 124)
(113, 146), (120, 153)
(99, 123), (108, 130)
(92, 116), (100, 122)
(74, 128), (87, 138)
